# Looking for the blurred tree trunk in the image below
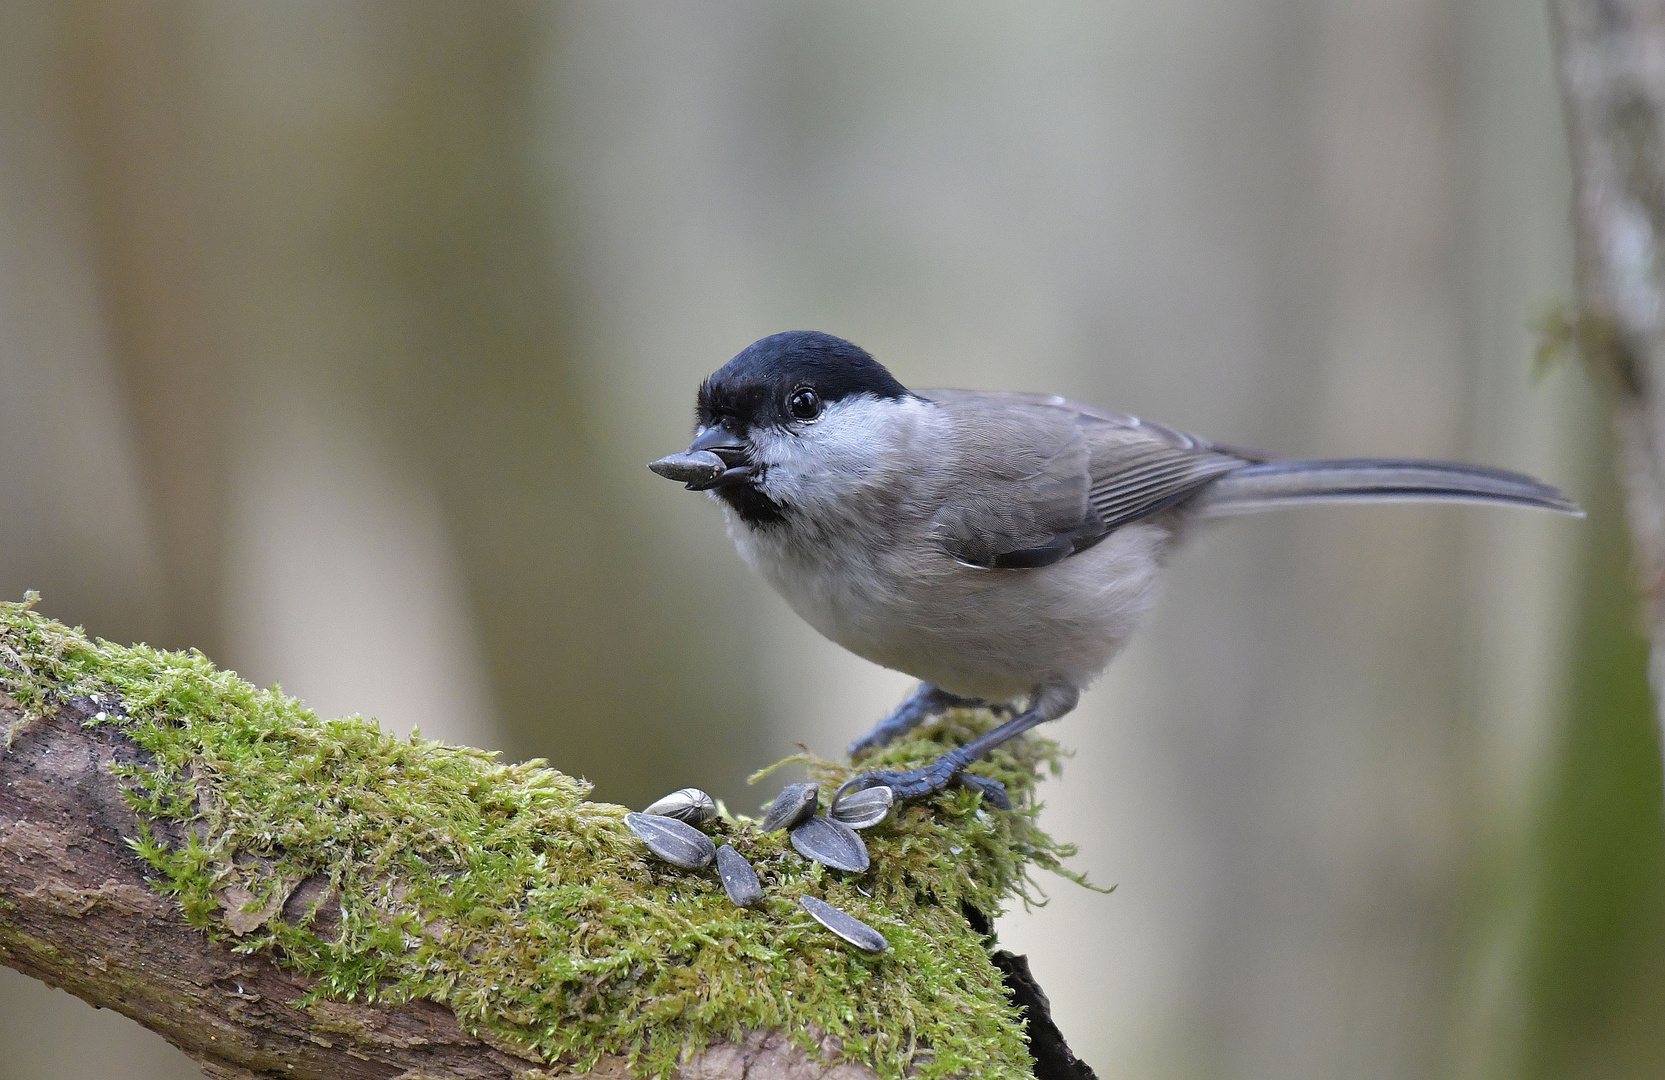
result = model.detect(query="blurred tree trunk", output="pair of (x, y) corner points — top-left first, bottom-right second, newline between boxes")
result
(60, 1), (233, 658)
(1538, 5), (1665, 1077)
(1551, 0), (1665, 739)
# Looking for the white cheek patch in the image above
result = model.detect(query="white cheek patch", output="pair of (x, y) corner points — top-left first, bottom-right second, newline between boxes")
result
(750, 395), (926, 506)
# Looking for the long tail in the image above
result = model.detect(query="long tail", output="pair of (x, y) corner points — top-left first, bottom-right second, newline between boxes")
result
(1190, 458), (1583, 518)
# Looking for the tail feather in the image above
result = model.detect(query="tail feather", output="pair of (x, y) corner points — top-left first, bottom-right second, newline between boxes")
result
(1191, 458), (1583, 518)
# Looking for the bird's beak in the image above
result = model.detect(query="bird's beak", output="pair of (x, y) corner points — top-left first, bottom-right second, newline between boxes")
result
(648, 423), (755, 491)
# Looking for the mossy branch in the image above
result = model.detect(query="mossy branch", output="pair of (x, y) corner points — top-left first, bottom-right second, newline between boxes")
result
(0, 596), (1094, 1079)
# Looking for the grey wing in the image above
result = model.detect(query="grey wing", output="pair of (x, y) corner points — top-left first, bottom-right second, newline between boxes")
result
(923, 390), (1252, 569)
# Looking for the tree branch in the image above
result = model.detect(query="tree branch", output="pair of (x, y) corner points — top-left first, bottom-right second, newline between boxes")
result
(0, 599), (1089, 1079)
(0, 700), (562, 1080)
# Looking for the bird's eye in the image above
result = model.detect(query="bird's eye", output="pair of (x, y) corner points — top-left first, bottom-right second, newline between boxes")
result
(787, 386), (822, 421)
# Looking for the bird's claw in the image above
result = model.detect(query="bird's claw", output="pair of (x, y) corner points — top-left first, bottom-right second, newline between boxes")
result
(835, 759), (1009, 809)
(956, 773), (1010, 810)
(835, 763), (954, 802)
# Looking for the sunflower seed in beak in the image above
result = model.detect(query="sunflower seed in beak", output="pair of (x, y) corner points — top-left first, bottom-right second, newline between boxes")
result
(648, 450), (726, 487)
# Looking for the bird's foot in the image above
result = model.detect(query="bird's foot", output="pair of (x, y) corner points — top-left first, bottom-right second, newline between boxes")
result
(835, 754), (1010, 811)
(847, 685), (945, 758)
(846, 727), (903, 760)
(847, 685), (1000, 759)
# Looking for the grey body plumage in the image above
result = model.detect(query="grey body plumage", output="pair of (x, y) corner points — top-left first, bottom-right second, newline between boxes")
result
(651, 331), (1582, 807)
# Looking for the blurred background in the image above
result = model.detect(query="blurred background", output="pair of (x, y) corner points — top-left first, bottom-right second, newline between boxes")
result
(0, 2), (1657, 1078)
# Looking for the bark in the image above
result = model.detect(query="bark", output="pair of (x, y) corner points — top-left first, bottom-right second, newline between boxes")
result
(0, 691), (880, 1080)
(1551, 0), (1665, 736)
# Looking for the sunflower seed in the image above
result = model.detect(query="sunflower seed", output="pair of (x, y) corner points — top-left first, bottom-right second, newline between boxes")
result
(799, 895), (888, 953)
(642, 787), (717, 826)
(789, 815), (869, 873)
(625, 812), (715, 869)
(715, 844), (763, 907)
(647, 450), (726, 487)
(829, 784), (894, 829)
(761, 783), (819, 832)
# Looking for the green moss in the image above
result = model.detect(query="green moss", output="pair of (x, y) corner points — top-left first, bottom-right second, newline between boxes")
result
(0, 594), (1088, 1078)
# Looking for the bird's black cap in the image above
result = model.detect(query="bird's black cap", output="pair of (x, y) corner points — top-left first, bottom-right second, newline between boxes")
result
(697, 331), (909, 431)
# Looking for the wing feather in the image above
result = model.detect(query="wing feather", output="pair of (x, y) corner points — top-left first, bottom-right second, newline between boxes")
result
(922, 389), (1249, 568)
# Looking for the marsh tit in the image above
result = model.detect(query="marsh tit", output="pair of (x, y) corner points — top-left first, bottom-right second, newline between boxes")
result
(650, 331), (1582, 809)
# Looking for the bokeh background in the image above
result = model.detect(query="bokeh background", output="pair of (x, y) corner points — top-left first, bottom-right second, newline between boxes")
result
(0, 2), (1657, 1078)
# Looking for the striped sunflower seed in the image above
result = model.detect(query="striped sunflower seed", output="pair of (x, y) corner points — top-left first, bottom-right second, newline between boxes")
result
(715, 844), (763, 907)
(642, 787), (717, 826)
(799, 895), (888, 953)
(625, 812), (715, 870)
(761, 783), (819, 833)
(789, 815), (869, 873)
(829, 784), (894, 829)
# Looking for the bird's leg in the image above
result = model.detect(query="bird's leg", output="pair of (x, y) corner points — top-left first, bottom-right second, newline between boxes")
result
(846, 683), (991, 758)
(836, 684), (1080, 810)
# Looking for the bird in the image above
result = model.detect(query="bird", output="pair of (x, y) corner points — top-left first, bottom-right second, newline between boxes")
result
(648, 330), (1582, 810)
